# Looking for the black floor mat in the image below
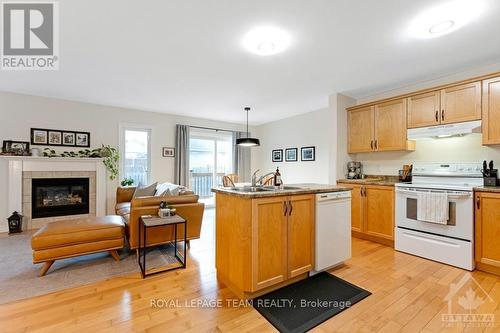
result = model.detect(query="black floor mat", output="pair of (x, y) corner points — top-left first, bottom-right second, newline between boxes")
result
(253, 272), (371, 333)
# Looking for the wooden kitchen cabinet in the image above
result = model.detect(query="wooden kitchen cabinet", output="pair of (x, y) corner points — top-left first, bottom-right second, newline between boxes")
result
(374, 99), (409, 151)
(440, 81), (481, 124)
(364, 186), (395, 241)
(348, 106), (374, 153)
(348, 184), (394, 247)
(407, 91), (441, 128)
(251, 196), (288, 291)
(350, 184), (363, 233)
(348, 100), (414, 153)
(287, 195), (315, 278)
(482, 76), (500, 145)
(251, 194), (314, 290)
(475, 192), (500, 276)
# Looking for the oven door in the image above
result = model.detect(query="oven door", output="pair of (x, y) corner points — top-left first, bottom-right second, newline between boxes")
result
(395, 187), (473, 241)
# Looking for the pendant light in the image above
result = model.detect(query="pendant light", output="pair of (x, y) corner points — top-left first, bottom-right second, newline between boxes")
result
(236, 107), (260, 147)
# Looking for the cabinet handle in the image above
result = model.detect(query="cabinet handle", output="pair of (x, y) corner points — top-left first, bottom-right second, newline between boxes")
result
(283, 201), (288, 216)
(374, 140), (378, 150)
(289, 201), (293, 216)
(435, 110), (439, 122)
(441, 109), (445, 121)
(361, 186), (365, 197)
(370, 140), (374, 150)
(476, 197), (480, 209)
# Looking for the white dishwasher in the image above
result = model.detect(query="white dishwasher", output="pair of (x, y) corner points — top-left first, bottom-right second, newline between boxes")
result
(312, 191), (352, 274)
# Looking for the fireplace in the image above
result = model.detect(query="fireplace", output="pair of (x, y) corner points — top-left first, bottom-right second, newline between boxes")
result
(32, 178), (90, 218)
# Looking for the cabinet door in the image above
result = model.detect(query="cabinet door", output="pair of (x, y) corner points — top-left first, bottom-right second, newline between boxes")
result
(350, 185), (363, 233)
(348, 106), (374, 153)
(440, 82), (481, 124)
(407, 91), (441, 128)
(251, 197), (288, 291)
(364, 186), (394, 240)
(374, 99), (408, 151)
(475, 193), (500, 271)
(287, 195), (315, 278)
(482, 77), (500, 145)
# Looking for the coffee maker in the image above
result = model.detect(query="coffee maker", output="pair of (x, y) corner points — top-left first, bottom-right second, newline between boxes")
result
(347, 161), (362, 179)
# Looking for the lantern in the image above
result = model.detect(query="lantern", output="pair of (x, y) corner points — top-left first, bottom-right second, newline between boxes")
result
(7, 211), (23, 234)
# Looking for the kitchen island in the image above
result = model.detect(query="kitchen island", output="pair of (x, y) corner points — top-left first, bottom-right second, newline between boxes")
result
(212, 184), (350, 299)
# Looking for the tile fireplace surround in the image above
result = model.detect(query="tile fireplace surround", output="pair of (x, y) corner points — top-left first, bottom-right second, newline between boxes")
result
(0, 157), (107, 232)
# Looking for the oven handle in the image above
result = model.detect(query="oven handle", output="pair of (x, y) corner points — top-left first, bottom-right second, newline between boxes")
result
(396, 188), (472, 199)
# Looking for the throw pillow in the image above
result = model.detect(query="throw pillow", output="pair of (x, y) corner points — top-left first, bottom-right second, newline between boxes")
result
(133, 182), (158, 198)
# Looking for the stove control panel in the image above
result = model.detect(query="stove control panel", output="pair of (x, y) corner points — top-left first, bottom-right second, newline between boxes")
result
(412, 162), (483, 177)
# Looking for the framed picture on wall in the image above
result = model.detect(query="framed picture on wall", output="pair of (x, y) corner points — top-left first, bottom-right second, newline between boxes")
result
(62, 132), (75, 146)
(75, 132), (90, 147)
(48, 131), (62, 145)
(162, 147), (175, 157)
(272, 149), (283, 162)
(31, 128), (48, 145)
(301, 146), (315, 161)
(285, 148), (298, 162)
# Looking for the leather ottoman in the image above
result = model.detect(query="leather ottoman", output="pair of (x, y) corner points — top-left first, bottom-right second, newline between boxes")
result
(31, 216), (125, 276)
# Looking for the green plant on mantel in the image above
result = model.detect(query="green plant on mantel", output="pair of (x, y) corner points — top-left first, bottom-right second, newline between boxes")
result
(43, 145), (120, 180)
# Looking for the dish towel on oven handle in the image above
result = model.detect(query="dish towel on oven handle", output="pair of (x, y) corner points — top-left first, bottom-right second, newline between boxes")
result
(416, 191), (449, 224)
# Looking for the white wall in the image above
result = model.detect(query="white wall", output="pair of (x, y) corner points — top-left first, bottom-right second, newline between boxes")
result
(0, 91), (250, 213)
(252, 108), (332, 184)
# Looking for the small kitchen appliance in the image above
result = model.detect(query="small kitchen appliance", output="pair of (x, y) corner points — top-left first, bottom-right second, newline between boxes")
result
(347, 161), (362, 179)
(395, 162), (483, 271)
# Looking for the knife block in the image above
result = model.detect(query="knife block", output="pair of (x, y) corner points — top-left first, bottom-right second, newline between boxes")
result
(484, 169), (498, 187)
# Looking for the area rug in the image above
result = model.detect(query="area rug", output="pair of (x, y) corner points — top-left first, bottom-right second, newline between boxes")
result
(0, 232), (179, 304)
(253, 272), (371, 333)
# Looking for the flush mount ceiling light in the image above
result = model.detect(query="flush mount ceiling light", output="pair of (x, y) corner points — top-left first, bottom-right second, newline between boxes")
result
(409, 0), (484, 39)
(236, 107), (260, 147)
(242, 26), (291, 56)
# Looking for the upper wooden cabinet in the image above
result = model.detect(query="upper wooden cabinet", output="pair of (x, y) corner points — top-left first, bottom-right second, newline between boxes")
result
(407, 91), (441, 128)
(348, 106), (374, 153)
(440, 82), (481, 124)
(374, 99), (409, 151)
(407, 82), (481, 129)
(482, 77), (500, 145)
(348, 99), (414, 153)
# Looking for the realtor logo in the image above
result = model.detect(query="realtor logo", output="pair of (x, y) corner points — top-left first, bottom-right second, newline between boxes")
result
(1, 1), (59, 70)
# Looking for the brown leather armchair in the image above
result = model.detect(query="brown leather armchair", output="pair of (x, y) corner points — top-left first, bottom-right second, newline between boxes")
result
(115, 187), (205, 249)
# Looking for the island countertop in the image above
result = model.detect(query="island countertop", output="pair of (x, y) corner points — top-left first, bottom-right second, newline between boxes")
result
(211, 183), (351, 198)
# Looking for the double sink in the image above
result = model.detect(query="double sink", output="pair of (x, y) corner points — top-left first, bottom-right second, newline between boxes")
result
(230, 185), (303, 193)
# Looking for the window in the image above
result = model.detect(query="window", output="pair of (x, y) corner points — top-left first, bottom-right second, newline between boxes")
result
(120, 126), (151, 187)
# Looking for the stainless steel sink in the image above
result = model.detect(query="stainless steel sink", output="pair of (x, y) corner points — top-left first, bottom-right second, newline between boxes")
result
(230, 186), (273, 192)
(263, 185), (303, 190)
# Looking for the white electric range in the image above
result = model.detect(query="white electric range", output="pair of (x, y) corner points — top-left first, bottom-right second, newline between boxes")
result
(395, 162), (483, 271)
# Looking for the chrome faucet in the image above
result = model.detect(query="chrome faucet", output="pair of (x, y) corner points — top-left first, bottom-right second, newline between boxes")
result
(251, 169), (276, 187)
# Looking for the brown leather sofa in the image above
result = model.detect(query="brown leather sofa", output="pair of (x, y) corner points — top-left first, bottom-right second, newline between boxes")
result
(115, 186), (205, 250)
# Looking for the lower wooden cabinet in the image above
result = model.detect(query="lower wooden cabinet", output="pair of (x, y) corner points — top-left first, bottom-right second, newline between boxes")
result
(251, 194), (315, 292)
(349, 184), (394, 246)
(475, 192), (500, 275)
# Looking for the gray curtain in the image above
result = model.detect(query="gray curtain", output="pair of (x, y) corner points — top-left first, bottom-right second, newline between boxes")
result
(233, 131), (251, 182)
(174, 125), (190, 186)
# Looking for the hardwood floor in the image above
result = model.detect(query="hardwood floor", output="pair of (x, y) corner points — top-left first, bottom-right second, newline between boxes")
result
(1, 209), (499, 332)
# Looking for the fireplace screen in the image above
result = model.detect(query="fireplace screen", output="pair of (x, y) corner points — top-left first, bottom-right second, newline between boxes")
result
(32, 178), (90, 218)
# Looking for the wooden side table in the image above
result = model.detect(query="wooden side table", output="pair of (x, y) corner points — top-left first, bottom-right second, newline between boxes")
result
(138, 215), (187, 278)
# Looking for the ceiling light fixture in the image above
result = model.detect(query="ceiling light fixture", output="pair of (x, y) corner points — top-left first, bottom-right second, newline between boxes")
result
(236, 107), (260, 147)
(409, 0), (484, 39)
(242, 26), (291, 56)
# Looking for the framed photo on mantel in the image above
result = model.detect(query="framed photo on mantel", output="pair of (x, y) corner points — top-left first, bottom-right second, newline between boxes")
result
(31, 128), (91, 148)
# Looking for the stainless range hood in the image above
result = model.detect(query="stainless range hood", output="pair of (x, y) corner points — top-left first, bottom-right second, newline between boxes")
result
(407, 120), (482, 139)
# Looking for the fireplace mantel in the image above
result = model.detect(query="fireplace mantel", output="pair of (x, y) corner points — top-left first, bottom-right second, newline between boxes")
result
(0, 156), (107, 232)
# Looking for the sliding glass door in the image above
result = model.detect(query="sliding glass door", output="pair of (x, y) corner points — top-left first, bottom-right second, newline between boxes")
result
(189, 129), (233, 206)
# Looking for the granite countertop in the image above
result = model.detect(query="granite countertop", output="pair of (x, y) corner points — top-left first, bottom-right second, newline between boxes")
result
(474, 186), (500, 193)
(212, 183), (351, 198)
(337, 175), (405, 187)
